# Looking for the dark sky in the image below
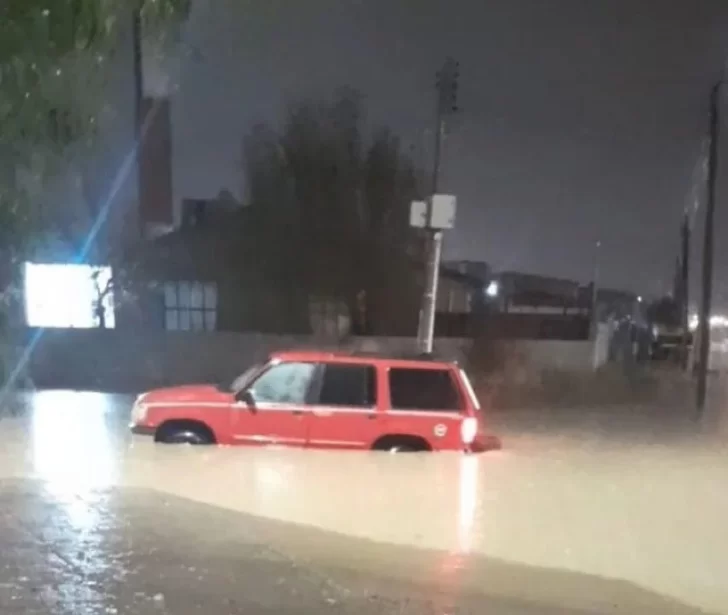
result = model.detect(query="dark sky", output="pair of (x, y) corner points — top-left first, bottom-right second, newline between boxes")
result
(168, 0), (728, 306)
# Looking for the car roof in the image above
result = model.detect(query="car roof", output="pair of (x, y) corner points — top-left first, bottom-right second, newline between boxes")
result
(269, 349), (456, 370)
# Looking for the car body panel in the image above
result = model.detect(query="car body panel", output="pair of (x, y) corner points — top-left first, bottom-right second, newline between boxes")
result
(131, 350), (493, 452)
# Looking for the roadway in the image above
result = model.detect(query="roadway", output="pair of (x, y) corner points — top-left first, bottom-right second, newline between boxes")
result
(0, 391), (725, 614)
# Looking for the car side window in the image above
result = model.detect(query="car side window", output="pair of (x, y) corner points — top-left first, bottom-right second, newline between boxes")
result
(388, 368), (462, 411)
(249, 362), (316, 404)
(316, 364), (376, 407)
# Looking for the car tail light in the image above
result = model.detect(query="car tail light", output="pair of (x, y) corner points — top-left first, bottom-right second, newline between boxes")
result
(461, 417), (478, 445)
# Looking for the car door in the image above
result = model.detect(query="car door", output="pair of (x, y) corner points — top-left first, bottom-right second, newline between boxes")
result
(306, 362), (380, 450)
(230, 361), (315, 447)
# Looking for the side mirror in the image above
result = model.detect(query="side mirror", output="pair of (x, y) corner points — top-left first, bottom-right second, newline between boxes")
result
(235, 389), (256, 408)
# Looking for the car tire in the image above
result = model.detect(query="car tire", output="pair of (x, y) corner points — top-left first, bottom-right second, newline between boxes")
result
(388, 444), (418, 453)
(156, 424), (213, 445)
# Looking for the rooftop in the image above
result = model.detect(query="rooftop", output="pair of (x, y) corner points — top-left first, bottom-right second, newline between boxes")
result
(269, 349), (456, 369)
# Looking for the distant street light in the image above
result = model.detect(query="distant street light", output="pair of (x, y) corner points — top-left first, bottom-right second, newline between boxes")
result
(486, 280), (499, 298)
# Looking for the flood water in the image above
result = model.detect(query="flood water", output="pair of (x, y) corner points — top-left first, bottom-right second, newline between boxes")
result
(0, 390), (726, 614)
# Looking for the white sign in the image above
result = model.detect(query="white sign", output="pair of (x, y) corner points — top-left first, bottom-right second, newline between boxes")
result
(430, 194), (457, 229)
(409, 195), (457, 230)
(409, 200), (427, 228)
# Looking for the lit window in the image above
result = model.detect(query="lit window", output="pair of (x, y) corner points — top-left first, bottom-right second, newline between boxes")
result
(24, 263), (115, 328)
(163, 281), (217, 331)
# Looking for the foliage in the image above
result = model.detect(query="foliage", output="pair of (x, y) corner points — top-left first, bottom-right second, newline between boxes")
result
(0, 1), (188, 320)
(1, 0), (189, 158)
(243, 89), (425, 335)
(0, 0), (189, 242)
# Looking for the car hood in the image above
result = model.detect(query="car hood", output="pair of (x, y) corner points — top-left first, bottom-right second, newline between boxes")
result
(140, 385), (232, 404)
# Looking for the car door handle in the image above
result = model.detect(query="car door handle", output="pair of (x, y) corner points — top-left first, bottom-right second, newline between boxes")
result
(292, 410), (304, 416)
(368, 413), (377, 420)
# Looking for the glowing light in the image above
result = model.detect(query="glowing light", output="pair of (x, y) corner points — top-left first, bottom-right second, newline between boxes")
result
(688, 314), (728, 331)
(485, 280), (499, 298)
(457, 455), (479, 553)
(24, 263), (115, 328)
(711, 315), (728, 328)
(31, 391), (117, 502)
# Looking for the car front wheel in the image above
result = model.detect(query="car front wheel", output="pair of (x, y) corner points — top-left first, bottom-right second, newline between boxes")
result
(155, 422), (214, 445)
(372, 435), (430, 453)
(388, 444), (418, 453)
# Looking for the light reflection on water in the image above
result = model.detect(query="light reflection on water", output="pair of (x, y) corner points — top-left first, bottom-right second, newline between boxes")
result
(31, 391), (118, 510)
(27, 391), (126, 610)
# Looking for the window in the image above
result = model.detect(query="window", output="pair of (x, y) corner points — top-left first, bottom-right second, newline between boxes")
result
(388, 368), (461, 411)
(230, 364), (265, 393)
(164, 281), (217, 331)
(249, 362), (316, 405)
(316, 364), (376, 407)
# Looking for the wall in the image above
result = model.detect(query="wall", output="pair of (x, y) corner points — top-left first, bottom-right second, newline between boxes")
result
(17, 328), (607, 393)
(24, 330), (471, 392)
(507, 340), (598, 372)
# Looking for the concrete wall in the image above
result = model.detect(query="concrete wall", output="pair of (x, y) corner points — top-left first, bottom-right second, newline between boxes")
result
(17, 329), (609, 393)
(24, 330), (472, 392)
(506, 340), (598, 372)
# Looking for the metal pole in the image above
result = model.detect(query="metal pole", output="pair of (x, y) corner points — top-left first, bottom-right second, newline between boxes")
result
(590, 239), (601, 338)
(696, 82), (720, 416)
(417, 117), (445, 354)
(680, 211), (690, 370)
(417, 58), (458, 354)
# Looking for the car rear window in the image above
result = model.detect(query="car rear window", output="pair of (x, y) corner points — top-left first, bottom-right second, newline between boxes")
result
(317, 364), (376, 407)
(388, 368), (462, 411)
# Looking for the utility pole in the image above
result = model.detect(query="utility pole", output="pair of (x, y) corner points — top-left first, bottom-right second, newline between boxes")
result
(696, 82), (721, 416)
(590, 239), (601, 338)
(417, 57), (460, 354)
(679, 210), (690, 370)
(132, 1), (145, 240)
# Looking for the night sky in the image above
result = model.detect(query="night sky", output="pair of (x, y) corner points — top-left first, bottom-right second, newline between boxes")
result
(165, 0), (728, 306)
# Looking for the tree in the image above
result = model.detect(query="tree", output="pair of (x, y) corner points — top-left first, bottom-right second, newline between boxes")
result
(243, 89), (425, 336)
(0, 1), (188, 385)
(2, 0), (189, 254)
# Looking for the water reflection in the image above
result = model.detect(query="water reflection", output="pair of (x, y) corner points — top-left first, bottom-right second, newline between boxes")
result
(31, 391), (118, 506)
(28, 391), (127, 612)
(4, 391), (725, 614)
(457, 454), (479, 554)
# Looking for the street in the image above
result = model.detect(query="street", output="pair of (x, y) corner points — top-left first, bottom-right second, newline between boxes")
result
(0, 391), (726, 614)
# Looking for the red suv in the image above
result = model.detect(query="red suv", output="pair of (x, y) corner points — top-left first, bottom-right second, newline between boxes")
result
(130, 350), (495, 452)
